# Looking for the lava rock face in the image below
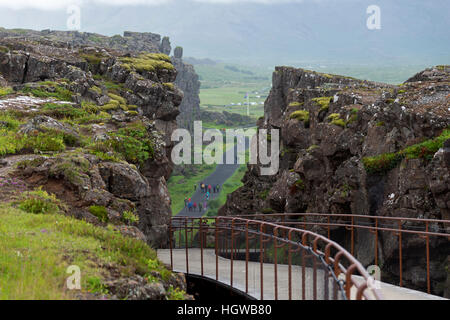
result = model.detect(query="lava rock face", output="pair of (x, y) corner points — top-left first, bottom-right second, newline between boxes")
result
(172, 47), (201, 132)
(0, 33), (182, 247)
(0, 28), (201, 132)
(219, 65), (450, 296)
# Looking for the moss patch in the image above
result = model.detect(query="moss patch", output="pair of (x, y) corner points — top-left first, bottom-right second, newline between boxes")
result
(119, 53), (174, 74)
(289, 110), (310, 126)
(312, 96), (333, 113)
(0, 87), (14, 97)
(89, 205), (109, 223)
(327, 113), (346, 128)
(363, 128), (450, 174)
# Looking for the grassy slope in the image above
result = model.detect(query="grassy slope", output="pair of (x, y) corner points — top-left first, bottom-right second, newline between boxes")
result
(0, 204), (170, 300)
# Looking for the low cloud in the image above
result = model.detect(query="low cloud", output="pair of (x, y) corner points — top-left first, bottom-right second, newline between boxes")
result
(0, 0), (325, 11)
(0, 0), (173, 11)
(193, 0), (305, 3)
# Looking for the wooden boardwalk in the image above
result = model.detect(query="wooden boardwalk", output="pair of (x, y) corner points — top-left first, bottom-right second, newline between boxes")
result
(157, 249), (447, 301)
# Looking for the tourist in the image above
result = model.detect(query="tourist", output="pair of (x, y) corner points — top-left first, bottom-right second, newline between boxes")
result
(199, 202), (203, 212)
(216, 185), (220, 193)
(193, 202), (197, 211)
(188, 201), (193, 212)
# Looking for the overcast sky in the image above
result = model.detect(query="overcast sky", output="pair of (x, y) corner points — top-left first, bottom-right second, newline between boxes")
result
(0, 0), (448, 66)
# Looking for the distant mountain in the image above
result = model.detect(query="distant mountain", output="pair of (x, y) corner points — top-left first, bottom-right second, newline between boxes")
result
(184, 57), (218, 66)
(0, 0), (448, 66)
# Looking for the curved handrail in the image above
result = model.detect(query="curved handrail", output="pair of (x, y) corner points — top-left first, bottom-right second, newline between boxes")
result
(169, 216), (383, 300)
(223, 213), (450, 294)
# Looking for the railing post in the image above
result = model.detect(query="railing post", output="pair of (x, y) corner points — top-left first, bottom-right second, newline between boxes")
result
(351, 216), (354, 256)
(245, 221), (249, 294)
(426, 221), (430, 294)
(398, 221), (403, 287)
(274, 227), (278, 300)
(374, 218), (378, 266)
(215, 217), (219, 281)
(260, 223), (264, 300)
(301, 233), (307, 300)
(312, 238), (318, 300)
(327, 215), (330, 239)
(231, 219), (235, 288)
(185, 217), (189, 274)
(288, 230), (292, 300)
(169, 217), (173, 271)
(200, 218), (204, 277)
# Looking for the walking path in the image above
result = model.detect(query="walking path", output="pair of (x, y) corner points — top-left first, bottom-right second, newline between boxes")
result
(157, 249), (447, 301)
(177, 137), (249, 217)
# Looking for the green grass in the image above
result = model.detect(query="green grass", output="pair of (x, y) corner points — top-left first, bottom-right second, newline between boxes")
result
(87, 121), (155, 165)
(0, 129), (66, 156)
(202, 103), (264, 119)
(22, 83), (73, 102)
(195, 62), (271, 120)
(41, 103), (88, 119)
(0, 204), (168, 300)
(195, 63), (271, 88)
(199, 81), (268, 119)
(0, 113), (22, 130)
(16, 187), (63, 215)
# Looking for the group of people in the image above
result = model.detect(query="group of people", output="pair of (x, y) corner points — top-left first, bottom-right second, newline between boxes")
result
(184, 181), (221, 213)
(184, 197), (207, 212)
(195, 182), (221, 194)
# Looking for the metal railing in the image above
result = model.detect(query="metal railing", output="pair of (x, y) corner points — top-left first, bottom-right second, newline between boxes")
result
(168, 216), (383, 300)
(236, 213), (450, 295)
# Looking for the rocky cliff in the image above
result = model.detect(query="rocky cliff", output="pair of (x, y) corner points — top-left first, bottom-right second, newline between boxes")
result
(219, 65), (450, 296)
(0, 34), (182, 247)
(171, 46), (201, 132)
(0, 28), (201, 132)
